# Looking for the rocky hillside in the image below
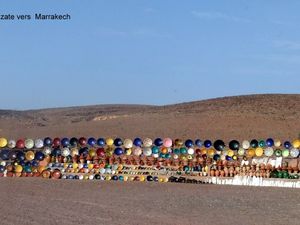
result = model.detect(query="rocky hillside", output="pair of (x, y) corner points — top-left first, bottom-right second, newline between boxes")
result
(0, 94), (299, 141)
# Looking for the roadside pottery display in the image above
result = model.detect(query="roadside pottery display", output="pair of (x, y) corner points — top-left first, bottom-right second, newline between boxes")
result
(0, 137), (299, 185)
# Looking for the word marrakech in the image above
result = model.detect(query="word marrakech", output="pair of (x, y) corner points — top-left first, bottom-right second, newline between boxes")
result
(0, 14), (71, 20)
(35, 13), (71, 20)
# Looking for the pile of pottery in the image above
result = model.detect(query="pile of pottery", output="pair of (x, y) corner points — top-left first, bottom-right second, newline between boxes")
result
(0, 137), (299, 183)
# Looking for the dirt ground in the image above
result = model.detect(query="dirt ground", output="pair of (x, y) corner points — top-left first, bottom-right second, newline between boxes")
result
(0, 178), (299, 225)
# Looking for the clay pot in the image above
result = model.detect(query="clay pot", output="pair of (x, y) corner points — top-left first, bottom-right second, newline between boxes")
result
(282, 162), (288, 170)
(15, 172), (21, 177)
(223, 170), (228, 177)
(57, 156), (64, 163)
(220, 170), (225, 177)
(6, 165), (13, 172)
(210, 170), (215, 177)
(215, 170), (220, 177)
(6, 172), (14, 177)
(27, 172), (33, 177)
(33, 172), (40, 177)
(224, 167), (229, 176)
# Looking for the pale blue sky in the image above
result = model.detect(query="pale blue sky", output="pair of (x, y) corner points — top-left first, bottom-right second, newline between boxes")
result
(1, 0), (300, 109)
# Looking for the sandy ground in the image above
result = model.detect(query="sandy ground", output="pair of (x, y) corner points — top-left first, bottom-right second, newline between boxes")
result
(0, 178), (299, 225)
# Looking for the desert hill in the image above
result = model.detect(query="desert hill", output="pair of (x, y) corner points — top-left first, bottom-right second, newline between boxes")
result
(1, 94), (300, 141)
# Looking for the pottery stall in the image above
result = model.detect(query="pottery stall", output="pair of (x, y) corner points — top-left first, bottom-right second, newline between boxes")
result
(0, 137), (299, 187)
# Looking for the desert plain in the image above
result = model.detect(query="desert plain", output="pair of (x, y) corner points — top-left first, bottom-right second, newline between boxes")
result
(0, 94), (300, 225)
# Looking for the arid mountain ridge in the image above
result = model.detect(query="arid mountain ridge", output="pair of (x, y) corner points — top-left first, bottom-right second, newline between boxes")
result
(0, 94), (300, 141)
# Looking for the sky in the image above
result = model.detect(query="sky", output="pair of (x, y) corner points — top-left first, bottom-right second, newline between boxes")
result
(1, 0), (300, 110)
